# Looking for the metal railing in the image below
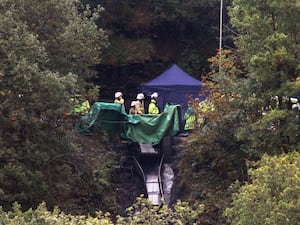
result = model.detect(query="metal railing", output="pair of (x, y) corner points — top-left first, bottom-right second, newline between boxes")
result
(158, 154), (165, 202)
(133, 156), (146, 184)
(133, 154), (165, 205)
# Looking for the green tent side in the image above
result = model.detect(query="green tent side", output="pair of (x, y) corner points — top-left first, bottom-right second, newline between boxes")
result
(80, 102), (181, 144)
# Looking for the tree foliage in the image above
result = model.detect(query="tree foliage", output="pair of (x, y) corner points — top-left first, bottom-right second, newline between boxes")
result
(0, 0), (114, 213)
(83, 0), (230, 99)
(225, 151), (300, 225)
(175, 50), (249, 225)
(0, 202), (114, 225)
(9, 0), (108, 79)
(117, 196), (204, 225)
(175, 0), (300, 220)
(228, 0), (300, 156)
(0, 197), (204, 225)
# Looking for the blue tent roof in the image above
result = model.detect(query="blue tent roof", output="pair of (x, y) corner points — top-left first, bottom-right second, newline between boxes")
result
(141, 64), (204, 117)
(143, 64), (202, 86)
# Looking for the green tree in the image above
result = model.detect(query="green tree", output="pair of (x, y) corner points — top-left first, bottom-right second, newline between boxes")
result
(85, 0), (229, 99)
(11, 0), (108, 79)
(0, 0), (113, 213)
(225, 151), (300, 225)
(0, 202), (114, 225)
(0, 198), (204, 225)
(116, 196), (204, 225)
(229, 0), (300, 155)
(174, 0), (300, 223)
(174, 50), (248, 225)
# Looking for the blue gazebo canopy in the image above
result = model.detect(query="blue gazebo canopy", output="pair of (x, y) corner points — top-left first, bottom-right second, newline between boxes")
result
(141, 64), (204, 113)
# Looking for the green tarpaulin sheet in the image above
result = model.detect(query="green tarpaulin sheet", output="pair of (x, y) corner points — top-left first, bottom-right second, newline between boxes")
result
(80, 102), (181, 144)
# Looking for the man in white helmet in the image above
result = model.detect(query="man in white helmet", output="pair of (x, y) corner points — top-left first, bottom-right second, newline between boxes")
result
(114, 91), (124, 105)
(129, 101), (136, 114)
(148, 92), (160, 114)
(135, 93), (145, 114)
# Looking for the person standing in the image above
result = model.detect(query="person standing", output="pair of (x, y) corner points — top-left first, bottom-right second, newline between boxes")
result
(70, 94), (90, 116)
(148, 92), (160, 114)
(135, 93), (145, 114)
(114, 92), (125, 105)
(184, 101), (196, 130)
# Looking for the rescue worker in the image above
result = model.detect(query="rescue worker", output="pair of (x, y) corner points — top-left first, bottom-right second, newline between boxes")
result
(135, 93), (145, 114)
(80, 99), (90, 115)
(129, 101), (136, 114)
(114, 92), (125, 105)
(70, 94), (90, 115)
(184, 101), (196, 130)
(148, 92), (160, 114)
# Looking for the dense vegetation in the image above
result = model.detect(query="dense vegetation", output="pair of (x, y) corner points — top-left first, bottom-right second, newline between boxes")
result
(83, 0), (230, 100)
(0, 0), (117, 214)
(0, 198), (204, 225)
(175, 0), (300, 224)
(225, 151), (300, 225)
(0, 0), (299, 224)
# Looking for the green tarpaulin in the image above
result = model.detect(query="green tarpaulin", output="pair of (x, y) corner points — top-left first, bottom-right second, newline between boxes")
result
(80, 102), (181, 144)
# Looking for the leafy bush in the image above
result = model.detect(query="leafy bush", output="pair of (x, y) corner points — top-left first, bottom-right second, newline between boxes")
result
(116, 196), (204, 225)
(0, 202), (113, 225)
(0, 197), (204, 225)
(225, 151), (300, 225)
(0, 0), (112, 214)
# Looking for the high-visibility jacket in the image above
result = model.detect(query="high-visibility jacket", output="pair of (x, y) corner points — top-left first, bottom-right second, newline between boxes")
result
(70, 98), (90, 115)
(184, 107), (196, 130)
(148, 99), (159, 114)
(80, 100), (90, 114)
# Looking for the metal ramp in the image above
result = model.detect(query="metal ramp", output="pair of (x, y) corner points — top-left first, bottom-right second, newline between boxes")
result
(145, 170), (161, 205)
(133, 154), (164, 205)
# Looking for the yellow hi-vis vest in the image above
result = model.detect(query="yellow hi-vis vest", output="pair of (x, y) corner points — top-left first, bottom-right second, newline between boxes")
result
(71, 98), (90, 115)
(184, 107), (196, 130)
(148, 99), (159, 114)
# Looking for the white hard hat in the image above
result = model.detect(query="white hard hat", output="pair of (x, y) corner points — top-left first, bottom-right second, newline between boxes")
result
(290, 97), (298, 104)
(115, 92), (122, 98)
(151, 92), (158, 98)
(136, 93), (144, 100)
(292, 103), (299, 110)
(130, 101), (136, 107)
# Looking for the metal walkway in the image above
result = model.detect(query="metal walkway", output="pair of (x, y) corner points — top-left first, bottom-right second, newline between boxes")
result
(133, 143), (164, 205)
(145, 164), (161, 205)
